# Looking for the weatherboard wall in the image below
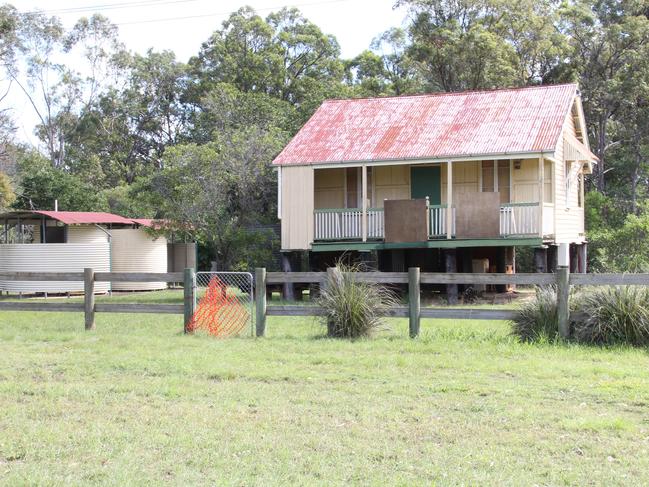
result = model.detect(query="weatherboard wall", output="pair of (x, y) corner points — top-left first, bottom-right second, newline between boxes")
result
(281, 165), (314, 250)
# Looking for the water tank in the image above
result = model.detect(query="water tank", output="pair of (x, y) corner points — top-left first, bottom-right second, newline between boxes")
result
(110, 228), (168, 291)
(0, 243), (110, 293)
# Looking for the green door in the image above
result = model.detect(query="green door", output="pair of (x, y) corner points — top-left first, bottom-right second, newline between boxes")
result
(410, 166), (441, 204)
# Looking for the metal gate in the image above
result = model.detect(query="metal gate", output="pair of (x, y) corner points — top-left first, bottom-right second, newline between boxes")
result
(192, 271), (254, 337)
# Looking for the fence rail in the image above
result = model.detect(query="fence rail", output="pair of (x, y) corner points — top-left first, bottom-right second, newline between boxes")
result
(0, 269), (195, 332)
(4, 268), (649, 339)
(255, 268), (649, 339)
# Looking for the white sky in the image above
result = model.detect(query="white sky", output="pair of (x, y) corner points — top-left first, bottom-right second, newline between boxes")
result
(7, 0), (407, 144)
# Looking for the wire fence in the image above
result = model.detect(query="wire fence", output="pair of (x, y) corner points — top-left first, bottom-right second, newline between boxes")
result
(191, 271), (254, 337)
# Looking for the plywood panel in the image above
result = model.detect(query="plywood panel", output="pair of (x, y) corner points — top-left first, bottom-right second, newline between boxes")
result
(384, 199), (427, 243)
(455, 193), (500, 238)
(281, 165), (314, 250)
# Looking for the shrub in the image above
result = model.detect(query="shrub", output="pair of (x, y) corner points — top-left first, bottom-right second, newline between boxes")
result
(317, 262), (398, 339)
(511, 286), (560, 342)
(573, 286), (649, 346)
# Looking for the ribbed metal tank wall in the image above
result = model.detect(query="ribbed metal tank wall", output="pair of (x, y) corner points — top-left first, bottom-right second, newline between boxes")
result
(0, 243), (110, 293)
(110, 228), (168, 291)
(67, 225), (110, 244)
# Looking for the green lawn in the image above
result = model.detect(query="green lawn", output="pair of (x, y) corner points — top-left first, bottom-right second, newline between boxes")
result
(1, 301), (649, 485)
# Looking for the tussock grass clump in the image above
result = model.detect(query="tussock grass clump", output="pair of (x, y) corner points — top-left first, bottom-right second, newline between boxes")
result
(317, 262), (398, 339)
(573, 286), (649, 346)
(511, 286), (559, 342)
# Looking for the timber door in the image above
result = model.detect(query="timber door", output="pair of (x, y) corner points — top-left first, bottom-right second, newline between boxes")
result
(410, 166), (441, 204)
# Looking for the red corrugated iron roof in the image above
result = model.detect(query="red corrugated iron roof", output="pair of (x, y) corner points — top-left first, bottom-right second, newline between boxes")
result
(273, 84), (579, 166)
(34, 211), (135, 225)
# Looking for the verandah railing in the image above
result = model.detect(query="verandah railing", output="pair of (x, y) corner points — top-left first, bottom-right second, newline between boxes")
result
(499, 202), (540, 236)
(314, 203), (541, 240)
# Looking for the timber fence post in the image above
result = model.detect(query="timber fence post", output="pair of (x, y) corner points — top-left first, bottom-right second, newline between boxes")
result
(84, 267), (95, 331)
(255, 267), (267, 337)
(557, 267), (570, 339)
(183, 267), (196, 334)
(408, 267), (421, 338)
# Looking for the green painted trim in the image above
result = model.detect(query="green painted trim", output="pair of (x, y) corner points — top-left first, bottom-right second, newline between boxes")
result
(311, 237), (543, 252)
(427, 204), (448, 209)
(501, 202), (539, 207)
(314, 208), (361, 213)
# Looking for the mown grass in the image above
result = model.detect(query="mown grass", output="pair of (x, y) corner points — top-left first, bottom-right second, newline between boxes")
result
(1, 300), (649, 485)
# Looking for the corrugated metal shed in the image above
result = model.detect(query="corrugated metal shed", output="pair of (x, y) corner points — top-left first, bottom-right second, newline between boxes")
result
(273, 84), (579, 166)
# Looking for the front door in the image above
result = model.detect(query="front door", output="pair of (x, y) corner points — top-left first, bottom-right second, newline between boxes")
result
(410, 166), (441, 204)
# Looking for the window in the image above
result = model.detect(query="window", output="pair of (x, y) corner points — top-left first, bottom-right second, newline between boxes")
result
(345, 167), (358, 208)
(544, 160), (553, 203)
(578, 174), (583, 207)
(481, 161), (494, 192)
(481, 160), (510, 203)
(345, 167), (373, 209)
(497, 161), (510, 204)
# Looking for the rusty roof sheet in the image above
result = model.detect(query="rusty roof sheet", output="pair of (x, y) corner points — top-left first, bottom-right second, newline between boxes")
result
(33, 211), (135, 225)
(273, 84), (579, 166)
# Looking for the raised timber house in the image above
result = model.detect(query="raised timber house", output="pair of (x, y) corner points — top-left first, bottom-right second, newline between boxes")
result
(273, 83), (597, 275)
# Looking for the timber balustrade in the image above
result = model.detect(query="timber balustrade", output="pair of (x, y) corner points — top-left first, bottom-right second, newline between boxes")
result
(3, 268), (649, 339)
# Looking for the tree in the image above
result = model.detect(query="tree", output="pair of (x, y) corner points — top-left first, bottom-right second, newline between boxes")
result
(0, 170), (15, 210)
(346, 28), (422, 96)
(559, 0), (649, 191)
(6, 11), (121, 168)
(12, 149), (107, 211)
(138, 130), (284, 269)
(69, 49), (188, 186)
(397, 0), (520, 91)
(188, 7), (347, 125)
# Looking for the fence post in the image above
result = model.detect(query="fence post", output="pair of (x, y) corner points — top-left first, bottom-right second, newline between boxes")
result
(84, 267), (95, 331)
(408, 267), (421, 338)
(255, 267), (267, 337)
(183, 267), (196, 334)
(557, 266), (570, 339)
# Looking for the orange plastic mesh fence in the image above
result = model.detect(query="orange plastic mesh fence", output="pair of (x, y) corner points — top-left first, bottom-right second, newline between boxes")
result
(188, 272), (253, 337)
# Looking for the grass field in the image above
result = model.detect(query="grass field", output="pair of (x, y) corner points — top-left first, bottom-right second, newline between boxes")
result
(1, 295), (649, 485)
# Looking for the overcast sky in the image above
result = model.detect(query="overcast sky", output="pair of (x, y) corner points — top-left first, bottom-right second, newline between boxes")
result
(8, 0), (407, 144)
(15, 0), (405, 61)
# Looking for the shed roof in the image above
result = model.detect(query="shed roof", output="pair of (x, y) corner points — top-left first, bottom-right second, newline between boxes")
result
(30, 211), (134, 225)
(273, 83), (583, 166)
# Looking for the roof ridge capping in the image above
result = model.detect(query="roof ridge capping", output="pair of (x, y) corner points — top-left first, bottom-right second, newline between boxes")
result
(321, 82), (578, 104)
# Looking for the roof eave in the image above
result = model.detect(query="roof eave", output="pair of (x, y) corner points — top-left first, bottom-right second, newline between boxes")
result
(274, 150), (557, 169)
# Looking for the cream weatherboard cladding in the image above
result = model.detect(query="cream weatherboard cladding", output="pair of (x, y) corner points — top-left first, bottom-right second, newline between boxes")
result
(553, 102), (586, 244)
(281, 165), (314, 250)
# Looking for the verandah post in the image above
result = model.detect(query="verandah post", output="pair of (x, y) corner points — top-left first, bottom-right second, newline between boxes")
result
(84, 267), (95, 331)
(255, 267), (267, 337)
(408, 267), (421, 338)
(556, 243), (570, 339)
(183, 267), (196, 334)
